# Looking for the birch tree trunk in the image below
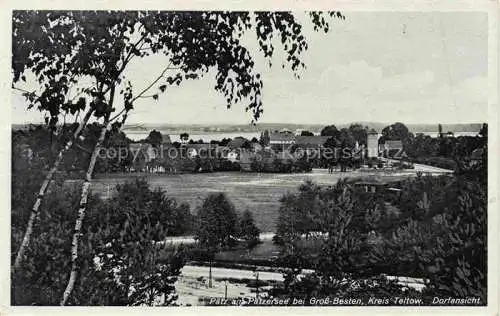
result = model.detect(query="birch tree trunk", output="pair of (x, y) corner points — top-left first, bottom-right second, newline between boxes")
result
(60, 117), (111, 306)
(13, 108), (94, 271)
(60, 85), (116, 305)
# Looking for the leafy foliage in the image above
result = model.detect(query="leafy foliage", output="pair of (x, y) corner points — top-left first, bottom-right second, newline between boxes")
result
(11, 147), (191, 305)
(320, 124), (339, 138)
(13, 11), (344, 126)
(194, 192), (238, 251)
(274, 173), (487, 303)
(75, 178), (191, 305)
(145, 129), (163, 148)
(371, 175), (487, 302)
(11, 183), (95, 305)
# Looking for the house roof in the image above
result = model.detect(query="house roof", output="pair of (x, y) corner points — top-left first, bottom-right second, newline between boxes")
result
(228, 137), (249, 149)
(348, 175), (403, 186)
(295, 136), (330, 146)
(384, 140), (403, 149)
(185, 143), (216, 151)
(269, 132), (295, 142)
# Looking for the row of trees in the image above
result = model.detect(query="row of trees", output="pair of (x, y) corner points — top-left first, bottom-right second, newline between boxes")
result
(272, 172), (487, 303)
(320, 123), (368, 147)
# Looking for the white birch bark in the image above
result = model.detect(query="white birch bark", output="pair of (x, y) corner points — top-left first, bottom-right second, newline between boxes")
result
(60, 118), (111, 306)
(13, 108), (94, 271)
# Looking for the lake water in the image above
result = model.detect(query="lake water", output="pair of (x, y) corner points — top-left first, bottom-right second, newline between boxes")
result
(125, 131), (261, 142)
(124, 130), (480, 142)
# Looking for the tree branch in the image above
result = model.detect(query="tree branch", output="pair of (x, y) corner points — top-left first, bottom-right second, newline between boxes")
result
(101, 33), (148, 96)
(131, 61), (174, 102)
(12, 85), (40, 98)
(109, 107), (127, 122)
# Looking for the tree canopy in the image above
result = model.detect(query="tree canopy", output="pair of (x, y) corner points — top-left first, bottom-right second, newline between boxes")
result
(13, 11), (345, 127)
(194, 192), (238, 250)
(320, 124), (339, 137)
(380, 122), (412, 142)
(146, 129), (162, 147)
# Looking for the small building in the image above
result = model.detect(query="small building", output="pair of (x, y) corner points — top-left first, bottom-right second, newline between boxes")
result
(228, 137), (250, 149)
(384, 140), (403, 151)
(381, 140), (404, 158)
(348, 176), (403, 194)
(269, 131), (296, 146)
(184, 143), (217, 159)
(294, 136), (331, 148)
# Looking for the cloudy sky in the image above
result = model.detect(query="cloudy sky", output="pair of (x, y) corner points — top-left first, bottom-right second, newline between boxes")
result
(12, 11), (488, 125)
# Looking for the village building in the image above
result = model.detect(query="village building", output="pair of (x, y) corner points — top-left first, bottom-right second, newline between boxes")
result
(380, 140), (404, 158)
(184, 143), (216, 159)
(348, 176), (403, 195)
(227, 136), (250, 149)
(294, 136), (330, 148)
(383, 140), (403, 152)
(269, 130), (295, 147)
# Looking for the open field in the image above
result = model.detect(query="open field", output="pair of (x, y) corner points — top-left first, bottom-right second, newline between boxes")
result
(87, 168), (449, 233)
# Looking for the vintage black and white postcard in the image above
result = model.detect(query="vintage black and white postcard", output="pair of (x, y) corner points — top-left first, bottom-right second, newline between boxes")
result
(0, 0), (498, 315)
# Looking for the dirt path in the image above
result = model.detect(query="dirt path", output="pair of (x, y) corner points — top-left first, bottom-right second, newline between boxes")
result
(162, 232), (275, 245)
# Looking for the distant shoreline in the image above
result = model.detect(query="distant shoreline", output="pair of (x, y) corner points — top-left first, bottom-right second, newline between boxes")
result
(12, 122), (484, 135)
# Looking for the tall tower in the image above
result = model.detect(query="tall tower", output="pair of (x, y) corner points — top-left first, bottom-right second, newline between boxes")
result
(366, 129), (379, 158)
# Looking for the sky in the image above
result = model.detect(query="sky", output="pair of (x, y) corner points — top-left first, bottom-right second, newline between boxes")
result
(11, 11), (489, 126)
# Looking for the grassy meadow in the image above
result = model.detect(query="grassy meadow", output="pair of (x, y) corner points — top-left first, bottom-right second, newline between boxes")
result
(87, 169), (417, 233)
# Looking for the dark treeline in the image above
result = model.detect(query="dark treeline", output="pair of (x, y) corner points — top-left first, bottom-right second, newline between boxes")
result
(272, 173), (486, 304)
